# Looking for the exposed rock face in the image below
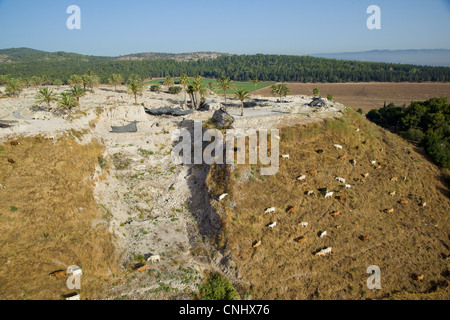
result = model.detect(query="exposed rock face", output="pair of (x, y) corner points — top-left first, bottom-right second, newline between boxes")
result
(211, 107), (234, 129)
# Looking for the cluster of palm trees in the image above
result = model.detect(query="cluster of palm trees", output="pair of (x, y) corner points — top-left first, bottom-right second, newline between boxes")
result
(34, 86), (86, 110)
(11, 70), (295, 116)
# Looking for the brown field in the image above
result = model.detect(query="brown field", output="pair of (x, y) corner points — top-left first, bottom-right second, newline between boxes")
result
(0, 135), (122, 300)
(253, 82), (450, 113)
(207, 110), (450, 300)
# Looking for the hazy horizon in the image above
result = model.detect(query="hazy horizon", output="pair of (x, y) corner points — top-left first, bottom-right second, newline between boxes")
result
(1, 0), (450, 56)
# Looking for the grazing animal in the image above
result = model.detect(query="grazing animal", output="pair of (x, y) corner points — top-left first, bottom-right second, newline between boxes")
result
(400, 200), (409, 205)
(10, 141), (19, 146)
(421, 202), (427, 207)
(267, 221), (277, 229)
(7, 158), (15, 164)
(334, 144), (343, 150)
(363, 173), (370, 178)
(370, 160), (377, 165)
(374, 165), (382, 170)
(331, 210), (341, 217)
(137, 264), (149, 272)
(264, 207), (275, 214)
(297, 175), (306, 181)
(338, 155), (347, 160)
(309, 170), (318, 175)
(306, 190), (315, 196)
(381, 161), (388, 166)
(319, 231), (327, 238)
(219, 193), (228, 201)
(316, 149), (324, 154)
(45, 134), (55, 140)
(281, 154), (290, 159)
(335, 177), (346, 184)
(391, 177), (398, 182)
(300, 222), (309, 228)
(338, 195), (347, 201)
(147, 255), (161, 263)
(350, 159), (357, 166)
(356, 128), (360, 132)
(345, 184), (351, 189)
(252, 240), (261, 248)
(360, 235), (370, 241)
(49, 270), (66, 278)
(389, 191), (396, 196)
(315, 247), (332, 256)
(415, 274), (424, 281)
(0, 184), (5, 189)
(286, 205), (298, 214)
(324, 192), (334, 199)
(336, 225), (342, 229)
(385, 208), (395, 214)
(295, 237), (307, 243)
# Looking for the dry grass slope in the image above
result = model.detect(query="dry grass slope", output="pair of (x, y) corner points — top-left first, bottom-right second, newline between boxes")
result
(0, 135), (122, 300)
(207, 110), (450, 300)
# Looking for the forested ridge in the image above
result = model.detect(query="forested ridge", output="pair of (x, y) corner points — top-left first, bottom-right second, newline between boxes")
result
(1, 48), (449, 83)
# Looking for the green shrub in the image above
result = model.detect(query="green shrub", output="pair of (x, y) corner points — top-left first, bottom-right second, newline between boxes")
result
(168, 86), (182, 94)
(150, 84), (161, 92)
(401, 128), (424, 141)
(197, 273), (238, 300)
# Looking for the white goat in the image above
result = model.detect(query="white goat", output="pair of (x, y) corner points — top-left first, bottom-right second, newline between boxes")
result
(324, 192), (334, 199)
(297, 175), (306, 181)
(319, 231), (327, 238)
(267, 222), (277, 229)
(335, 177), (346, 184)
(264, 207), (275, 214)
(219, 193), (228, 201)
(147, 254), (161, 263)
(315, 247), (332, 256)
(334, 144), (343, 150)
(281, 154), (290, 159)
(300, 222), (309, 228)
(345, 184), (351, 189)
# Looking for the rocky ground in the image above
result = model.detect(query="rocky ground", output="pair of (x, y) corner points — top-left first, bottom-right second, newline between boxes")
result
(0, 85), (345, 299)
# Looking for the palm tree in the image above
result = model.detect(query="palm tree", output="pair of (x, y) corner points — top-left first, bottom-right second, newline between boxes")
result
(5, 78), (25, 98)
(108, 73), (123, 92)
(58, 92), (77, 110)
(163, 76), (174, 89)
(35, 87), (58, 108)
(234, 89), (251, 116)
(216, 76), (235, 103)
(127, 79), (144, 104)
(179, 74), (190, 106)
(68, 75), (83, 88)
(82, 70), (99, 92)
(70, 86), (86, 106)
(271, 84), (290, 102)
(252, 77), (259, 91)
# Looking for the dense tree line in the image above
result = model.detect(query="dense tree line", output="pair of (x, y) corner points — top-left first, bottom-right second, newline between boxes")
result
(1, 54), (450, 84)
(366, 98), (450, 168)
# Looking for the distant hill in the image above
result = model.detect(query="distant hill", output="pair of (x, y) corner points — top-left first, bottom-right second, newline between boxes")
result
(312, 49), (450, 67)
(0, 48), (229, 64)
(0, 47), (108, 64)
(1, 47), (450, 84)
(116, 52), (231, 62)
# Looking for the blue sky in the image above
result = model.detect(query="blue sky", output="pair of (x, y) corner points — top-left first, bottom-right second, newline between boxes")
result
(0, 0), (449, 56)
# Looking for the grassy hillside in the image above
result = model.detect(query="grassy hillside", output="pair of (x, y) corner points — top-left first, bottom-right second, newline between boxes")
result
(0, 135), (123, 299)
(206, 109), (450, 300)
